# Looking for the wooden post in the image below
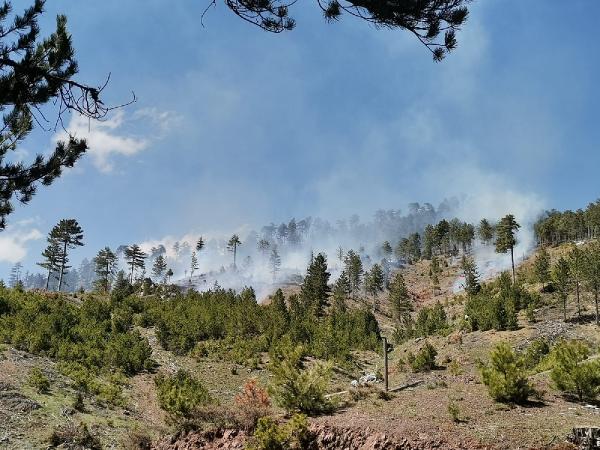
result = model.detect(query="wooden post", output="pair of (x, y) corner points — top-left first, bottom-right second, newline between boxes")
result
(383, 337), (389, 392)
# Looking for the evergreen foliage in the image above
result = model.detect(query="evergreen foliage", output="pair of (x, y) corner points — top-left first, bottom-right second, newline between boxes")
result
(533, 247), (551, 290)
(48, 219), (84, 291)
(220, 0), (469, 61)
(461, 255), (480, 295)
(155, 370), (212, 421)
(93, 247), (117, 293)
(464, 272), (537, 332)
(477, 218), (495, 245)
(268, 345), (333, 415)
(480, 342), (535, 404)
(495, 214), (520, 284)
(300, 253), (330, 316)
(227, 234), (242, 268)
(124, 244), (146, 283)
(553, 257), (570, 321)
(344, 250), (363, 298)
(388, 273), (412, 325)
(407, 342), (437, 372)
(550, 340), (600, 402)
(0, 1), (107, 229)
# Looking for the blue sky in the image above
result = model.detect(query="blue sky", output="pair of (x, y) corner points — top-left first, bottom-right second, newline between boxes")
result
(1, 0), (599, 278)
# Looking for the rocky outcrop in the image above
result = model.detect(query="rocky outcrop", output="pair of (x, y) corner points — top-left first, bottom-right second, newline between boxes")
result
(153, 423), (489, 450)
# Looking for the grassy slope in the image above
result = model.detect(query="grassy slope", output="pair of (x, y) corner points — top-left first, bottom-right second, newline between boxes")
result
(1, 243), (599, 449)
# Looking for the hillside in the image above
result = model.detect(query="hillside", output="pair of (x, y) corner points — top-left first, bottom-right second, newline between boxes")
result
(0, 243), (599, 450)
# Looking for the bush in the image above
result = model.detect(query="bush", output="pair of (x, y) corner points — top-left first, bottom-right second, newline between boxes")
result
(464, 273), (537, 332)
(480, 342), (535, 404)
(248, 414), (311, 450)
(447, 400), (461, 423)
(234, 379), (272, 431)
(155, 370), (212, 421)
(407, 342), (437, 372)
(268, 346), (334, 415)
(49, 422), (101, 450)
(523, 338), (550, 371)
(550, 340), (600, 402)
(28, 368), (50, 394)
(122, 429), (152, 450)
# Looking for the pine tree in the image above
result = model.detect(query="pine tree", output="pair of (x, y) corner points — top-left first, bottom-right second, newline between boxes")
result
(258, 239), (270, 257)
(37, 241), (61, 290)
(196, 236), (205, 252)
(300, 253), (331, 316)
(8, 262), (22, 288)
(189, 252), (199, 283)
(49, 219), (84, 291)
(567, 246), (585, 322)
(461, 255), (480, 295)
(533, 247), (551, 290)
(583, 242), (600, 326)
(0, 1), (108, 229)
(166, 268), (174, 284)
(478, 219), (495, 245)
(332, 270), (351, 312)
(364, 264), (384, 310)
(388, 273), (412, 325)
(153, 254), (168, 283)
(430, 256), (442, 295)
(221, 0), (469, 62)
(336, 246), (344, 265)
(227, 234), (242, 268)
(381, 241), (393, 259)
(423, 224), (435, 259)
(124, 244), (147, 283)
(495, 214), (520, 284)
(344, 250), (363, 298)
(93, 247), (117, 293)
(553, 257), (570, 321)
(173, 241), (181, 258)
(269, 246), (281, 282)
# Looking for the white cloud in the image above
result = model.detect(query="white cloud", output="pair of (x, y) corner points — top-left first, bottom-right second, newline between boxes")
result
(53, 107), (178, 173)
(0, 224), (43, 264)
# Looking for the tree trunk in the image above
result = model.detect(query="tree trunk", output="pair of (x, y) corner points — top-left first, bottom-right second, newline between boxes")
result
(595, 291), (599, 326)
(58, 241), (67, 292)
(130, 263), (135, 284)
(510, 246), (516, 285)
(576, 281), (581, 321)
(45, 269), (51, 290)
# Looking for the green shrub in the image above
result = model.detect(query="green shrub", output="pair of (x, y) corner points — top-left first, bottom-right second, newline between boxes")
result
(407, 342), (437, 372)
(28, 368), (50, 394)
(155, 370), (212, 420)
(268, 345), (334, 415)
(248, 414), (311, 450)
(550, 340), (600, 402)
(464, 273), (536, 332)
(414, 303), (449, 337)
(447, 400), (461, 423)
(480, 342), (535, 404)
(523, 338), (550, 370)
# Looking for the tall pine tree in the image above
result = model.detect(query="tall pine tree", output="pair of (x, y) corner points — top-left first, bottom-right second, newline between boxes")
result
(49, 219), (84, 291)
